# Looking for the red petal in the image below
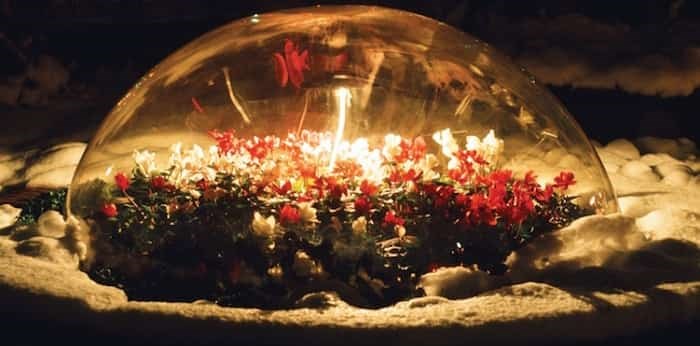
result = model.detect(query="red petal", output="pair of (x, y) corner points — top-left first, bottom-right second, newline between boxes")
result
(191, 97), (204, 113)
(272, 53), (288, 87)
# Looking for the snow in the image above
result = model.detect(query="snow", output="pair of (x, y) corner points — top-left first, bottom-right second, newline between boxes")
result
(0, 204), (21, 230)
(0, 142), (85, 189)
(1, 136), (699, 344)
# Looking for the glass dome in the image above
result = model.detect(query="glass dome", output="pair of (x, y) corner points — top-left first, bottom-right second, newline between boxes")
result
(68, 6), (617, 307)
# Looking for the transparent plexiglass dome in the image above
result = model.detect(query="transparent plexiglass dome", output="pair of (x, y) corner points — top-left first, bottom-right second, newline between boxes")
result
(68, 6), (617, 307)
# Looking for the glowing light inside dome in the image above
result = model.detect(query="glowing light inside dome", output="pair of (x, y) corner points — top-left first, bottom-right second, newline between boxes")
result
(329, 87), (351, 171)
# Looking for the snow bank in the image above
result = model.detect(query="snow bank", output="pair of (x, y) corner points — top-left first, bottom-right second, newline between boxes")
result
(1, 136), (699, 344)
(0, 142), (85, 190)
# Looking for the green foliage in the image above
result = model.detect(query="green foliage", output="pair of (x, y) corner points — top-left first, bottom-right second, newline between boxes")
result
(17, 189), (67, 225)
(81, 168), (587, 309)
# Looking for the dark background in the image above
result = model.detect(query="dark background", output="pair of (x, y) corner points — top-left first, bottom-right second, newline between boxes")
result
(1, 0), (699, 147)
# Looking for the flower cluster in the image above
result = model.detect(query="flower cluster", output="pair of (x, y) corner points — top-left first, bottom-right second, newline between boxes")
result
(84, 128), (585, 308)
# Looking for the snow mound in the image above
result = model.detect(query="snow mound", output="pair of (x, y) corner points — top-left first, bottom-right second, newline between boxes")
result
(0, 142), (85, 189)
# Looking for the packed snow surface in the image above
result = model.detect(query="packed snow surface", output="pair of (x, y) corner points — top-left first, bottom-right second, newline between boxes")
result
(1, 137), (699, 345)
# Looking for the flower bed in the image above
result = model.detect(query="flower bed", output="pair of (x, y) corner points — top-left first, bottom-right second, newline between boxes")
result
(74, 128), (585, 308)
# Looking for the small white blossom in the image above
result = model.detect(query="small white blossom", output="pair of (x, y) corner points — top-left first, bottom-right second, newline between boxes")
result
(465, 135), (481, 151)
(251, 212), (276, 237)
(352, 216), (367, 235)
(133, 150), (157, 176)
(297, 202), (318, 223)
(432, 128), (458, 158)
(395, 225), (406, 238)
(382, 133), (403, 159)
(480, 129), (504, 163)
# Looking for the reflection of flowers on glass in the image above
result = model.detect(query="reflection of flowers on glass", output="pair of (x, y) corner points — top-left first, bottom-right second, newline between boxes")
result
(85, 128), (586, 308)
(272, 39), (310, 89)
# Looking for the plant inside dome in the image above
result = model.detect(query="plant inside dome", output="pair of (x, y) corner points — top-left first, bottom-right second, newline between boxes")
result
(78, 126), (585, 307)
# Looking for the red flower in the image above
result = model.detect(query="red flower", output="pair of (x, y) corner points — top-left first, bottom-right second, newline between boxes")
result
(523, 170), (538, 187)
(457, 150), (489, 166)
(325, 177), (347, 200)
(383, 210), (405, 227)
(433, 185), (455, 210)
(503, 185), (535, 225)
(273, 180), (292, 195)
(421, 183), (438, 196)
(354, 196), (372, 215)
(390, 168), (421, 184)
(487, 170), (513, 186)
(285, 39), (310, 89)
(536, 184), (554, 203)
(455, 193), (470, 208)
(554, 171), (576, 190)
(487, 183), (507, 210)
(299, 165), (318, 179)
(465, 194), (497, 226)
(246, 139), (271, 159)
(115, 172), (130, 191)
(396, 136), (427, 162)
(272, 39), (310, 89)
(101, 203), (118, 217)
(279, 204), (301, 226)
(196, 178), (209, 191)
(449, 150), (487, 184)
(150, 176), (171, 191)
(333, 160), (363, 178)
(359, 180), (378, 196)
(208, 129), (237, 154)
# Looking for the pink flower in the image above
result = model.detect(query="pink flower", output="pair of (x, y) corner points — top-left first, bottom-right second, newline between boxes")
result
(115, 172), (130, 191)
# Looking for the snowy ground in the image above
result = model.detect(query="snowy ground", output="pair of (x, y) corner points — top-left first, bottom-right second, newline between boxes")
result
(1, 136), (699, 345)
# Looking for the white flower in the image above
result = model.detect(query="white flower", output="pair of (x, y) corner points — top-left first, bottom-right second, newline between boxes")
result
(168, 142), (183, 167)
(382, 133), (403, 159)
(352, 216), (367, 235)
(133, 149), (157, 176)
(297, 202), (318, 223)
(395, 225), (406, 238)
(417, 154), (440, 181)
(432, 128), (458, 158)
(251, 212), (276, 237)
(480, 129), (504, 161)
(465, 135), (481, 151)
